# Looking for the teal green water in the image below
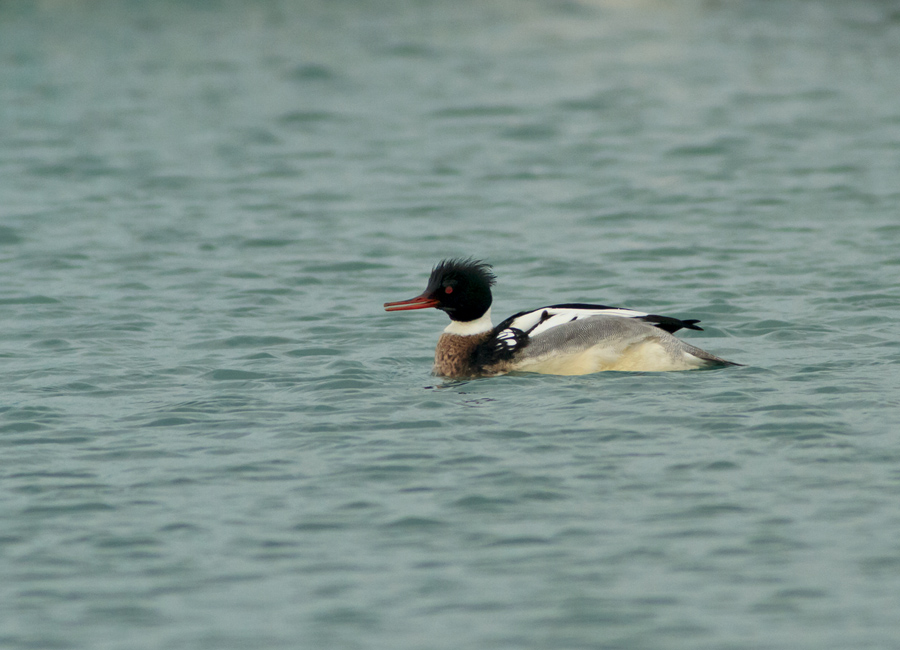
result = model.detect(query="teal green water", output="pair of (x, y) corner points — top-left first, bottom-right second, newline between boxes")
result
(2, 1), (900, 648)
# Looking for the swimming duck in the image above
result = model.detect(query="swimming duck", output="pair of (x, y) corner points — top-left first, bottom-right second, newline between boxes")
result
(384, 258), (738, 377)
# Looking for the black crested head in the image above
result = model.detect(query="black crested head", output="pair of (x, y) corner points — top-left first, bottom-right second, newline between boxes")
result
(425, 258), (495, 322)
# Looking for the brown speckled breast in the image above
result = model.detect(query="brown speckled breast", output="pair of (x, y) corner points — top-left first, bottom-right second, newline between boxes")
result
(432, 332), (493, 378)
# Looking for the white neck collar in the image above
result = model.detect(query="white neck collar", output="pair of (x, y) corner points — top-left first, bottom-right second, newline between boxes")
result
(442, 308), (493, 336)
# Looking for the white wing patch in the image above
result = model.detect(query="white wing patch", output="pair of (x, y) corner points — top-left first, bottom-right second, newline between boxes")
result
(494, 328), (521, 350)
(508, 307), (649, 340)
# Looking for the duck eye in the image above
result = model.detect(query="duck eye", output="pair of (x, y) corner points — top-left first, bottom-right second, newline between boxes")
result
(444, 286), (453, 294)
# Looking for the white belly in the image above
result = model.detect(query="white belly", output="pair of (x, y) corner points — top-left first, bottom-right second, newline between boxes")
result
(512, 340), (707, 375)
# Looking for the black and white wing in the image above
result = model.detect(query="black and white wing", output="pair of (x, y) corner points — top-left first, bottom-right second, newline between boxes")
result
(475, 304), (703, 370)
(503, 303), (702, 339)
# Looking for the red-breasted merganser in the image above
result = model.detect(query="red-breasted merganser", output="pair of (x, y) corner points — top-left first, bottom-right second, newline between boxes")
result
(384, 258), (739, 377)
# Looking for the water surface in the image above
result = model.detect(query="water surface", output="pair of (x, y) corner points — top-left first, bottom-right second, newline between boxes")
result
(2, 1), (900, 649)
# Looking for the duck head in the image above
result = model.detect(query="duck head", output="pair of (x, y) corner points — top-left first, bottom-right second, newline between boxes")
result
(384, 258), (495, 323)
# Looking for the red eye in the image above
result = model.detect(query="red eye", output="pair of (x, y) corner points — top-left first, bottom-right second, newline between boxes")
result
(445, 286), (453, 294)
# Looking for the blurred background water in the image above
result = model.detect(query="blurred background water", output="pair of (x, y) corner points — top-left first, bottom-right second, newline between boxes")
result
(2, 1), (900, 648)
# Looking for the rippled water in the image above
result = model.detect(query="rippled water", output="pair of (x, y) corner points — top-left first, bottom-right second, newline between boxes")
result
(2, 1), (900, 649)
